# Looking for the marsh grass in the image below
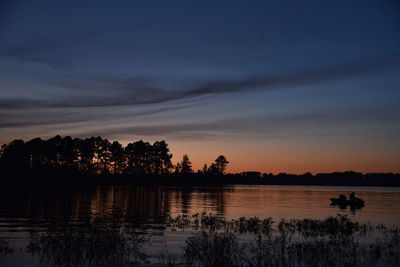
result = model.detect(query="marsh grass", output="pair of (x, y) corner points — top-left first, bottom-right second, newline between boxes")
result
(184, 231), (243, 267)
(0, 238), (14, 255)
(157, 245), (182, 267)
(26, 218), (149, 267)
(3, 214), (399, 266)
(165, 213), (400, 267)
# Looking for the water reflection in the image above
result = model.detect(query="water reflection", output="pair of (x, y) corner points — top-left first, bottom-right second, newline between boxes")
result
(330, 201), (365, 213)
(1, 185), (400, 266)
(1, 186), (400, 227)
(0, 186), (232, 226)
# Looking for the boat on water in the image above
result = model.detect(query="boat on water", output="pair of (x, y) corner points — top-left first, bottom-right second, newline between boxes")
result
(330, 192), (365, 209)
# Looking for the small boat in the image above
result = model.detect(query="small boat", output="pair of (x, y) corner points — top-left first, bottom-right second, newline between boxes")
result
(330, 193), (365, 209)
(330, 197), (364, 206)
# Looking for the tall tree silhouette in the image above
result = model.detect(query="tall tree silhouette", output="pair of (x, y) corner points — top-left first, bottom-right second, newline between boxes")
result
(201, 164), (208, 174)
(45, 135), (63, 167)
(93, 137), (112, 174)
(59, 136), (79, 170)
(152, 141), (173, 175)
(125, 140), (151, 175)
(176, 154), (193, 174)
(1, 135), (400, 187)
(208, 155), (229, 175)
(0, 139), (27, 170)
(24, 137), (44, 168)
(78, 137), (96, 174)
(110, 141), (125, 174)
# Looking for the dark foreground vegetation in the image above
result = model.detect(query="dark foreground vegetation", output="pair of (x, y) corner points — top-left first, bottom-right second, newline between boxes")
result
(170, 213), (400, 267)
(1, 135), (399, 186)
(1, 213), (399, 266)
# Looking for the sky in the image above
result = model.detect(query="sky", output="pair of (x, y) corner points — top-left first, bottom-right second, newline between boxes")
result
(0, 0), (400, 174)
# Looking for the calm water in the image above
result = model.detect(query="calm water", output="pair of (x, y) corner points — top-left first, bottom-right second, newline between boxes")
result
(1, 185), (399, 266)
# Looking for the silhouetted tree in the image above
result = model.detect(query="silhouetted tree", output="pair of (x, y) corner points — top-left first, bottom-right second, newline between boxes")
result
(44, 135), (64, 167)
(202, 164), (208, 174)
(59, 136), (79, 170)
(78, 137), (96, 174)
(182, 154), (193, 174)
(174, 163), (182, 174)
(125, 140), (151, 175)
(110, 141), (125, 174)
(175, 154), (193, 174)
(208, 155), (229, 175)
(1, 135), (400, 186)
(152, 141), (173, 175)
(0, 139), (27, 169)
(93, 137), (112, 174)
(24, 137), (44, 168)
(0, 144), (5, 158)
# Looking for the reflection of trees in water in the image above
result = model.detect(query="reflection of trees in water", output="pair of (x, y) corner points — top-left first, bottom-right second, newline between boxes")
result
(0, 189), (85, 221)
(172, 187), (233, 216)
(88, 187), (172, 223)
(26, 218), (148, 267)
(0, 186), (232, 266)
(0, 186), (233, 225)
(84, 187), (232, 222)
(0, 187), (173, 224)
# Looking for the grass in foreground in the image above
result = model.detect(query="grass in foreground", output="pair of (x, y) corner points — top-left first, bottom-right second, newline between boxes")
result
(168, 213), (400, 266)
(1, 214), (399, 266)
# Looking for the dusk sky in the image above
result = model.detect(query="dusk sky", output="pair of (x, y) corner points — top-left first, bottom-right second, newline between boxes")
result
(0, 0), (399, 173)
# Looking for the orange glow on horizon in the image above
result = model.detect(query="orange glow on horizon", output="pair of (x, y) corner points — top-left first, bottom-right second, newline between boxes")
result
(2, 135), (398, 175)
(166, 139), (400, 175)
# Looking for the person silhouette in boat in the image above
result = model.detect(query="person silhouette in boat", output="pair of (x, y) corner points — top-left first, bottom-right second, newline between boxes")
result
(349, 192), (356, 202)
(331, 192), (364, 211)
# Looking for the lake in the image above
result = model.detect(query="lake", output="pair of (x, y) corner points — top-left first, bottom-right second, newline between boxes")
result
(1, 185), (399, 266)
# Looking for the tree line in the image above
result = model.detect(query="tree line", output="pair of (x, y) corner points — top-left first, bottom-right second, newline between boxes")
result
(1, 135), (398, 187)
(0, 135), (229, 176)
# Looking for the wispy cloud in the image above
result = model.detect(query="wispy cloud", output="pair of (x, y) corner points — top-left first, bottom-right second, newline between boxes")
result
(1, 54), (399, 110)
(0, 102), (199, 128)
(70, 108), (400, 141)
(0, 28), (101, 69)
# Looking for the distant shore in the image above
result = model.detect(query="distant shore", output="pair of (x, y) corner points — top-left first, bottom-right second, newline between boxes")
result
(2, 169), (399, 187)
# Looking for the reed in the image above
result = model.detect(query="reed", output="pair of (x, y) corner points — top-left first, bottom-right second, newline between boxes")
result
(3, 214), (398, 266)
(166, 214), (400, 266)
(26, 218), (149, 267)
(0, 238), (14, 255)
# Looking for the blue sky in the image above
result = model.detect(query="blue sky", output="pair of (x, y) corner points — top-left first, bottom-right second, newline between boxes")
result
(0, 0), (399, 173)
